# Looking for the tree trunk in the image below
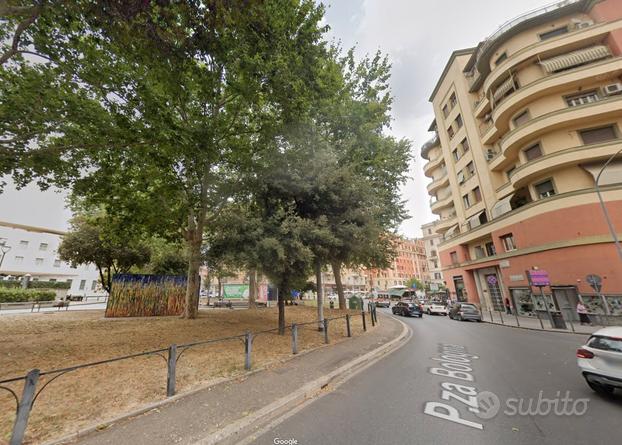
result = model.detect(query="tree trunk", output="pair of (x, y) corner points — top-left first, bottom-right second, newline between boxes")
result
(278, 284), (287, 335)
(248, 268), (257, 309)
(205, 274), (212, 307)
(315, 260), (324, 331)
(182, 210), (204, 319)
(217, 276), (222, 298)
(332, 262), (346, 310)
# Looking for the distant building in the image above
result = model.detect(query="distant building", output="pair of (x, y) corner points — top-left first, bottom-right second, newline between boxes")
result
(422, 0), (622, 315)
(421, 221), (445, 291)
(367, 237), (428, 291)
(0, 220), (107, 297)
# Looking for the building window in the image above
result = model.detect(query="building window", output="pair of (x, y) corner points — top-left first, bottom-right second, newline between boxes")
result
(91, 280), (98, 291)
(462, 194), (471, 208)
(524, 143), (542, 161)
(35, 257), (44, 266)
(447, 125), (455, 139)
(455, 114), (463, 129)
(501, 234), (517, 252)
(39, 242), (48, 251)
(449, 93), (457, 108)
(79, 279), (86, 290)
(66, 279), (72, 287)
(453, 149), (459, 161)
(14, 256), (24, 264)
(434, 272), (442, 280)
(473, 186), (482, 203)
(535, 179), (556, 199)
(506, 166), (516, 179)
(566, 91), (599, 107)
(474, 246), (486, 259)
(485, 241), (496, 256)
(494, 52), (508, 66)
(53, 259), (61, 268)
(579, 125), (617, 145)
(19, 240), (28, 249)
(466, 161), (475, 178)
(512, 110), (530, 128)
(450, 251), (458, 264)
(461, 138), (470, 152)
(539, 26), (568, 41)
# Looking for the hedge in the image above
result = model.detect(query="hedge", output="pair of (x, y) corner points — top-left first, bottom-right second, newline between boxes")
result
(0, 281), (21, 289)
(28, 281), (72, 290)
(0, 288), (56, 303)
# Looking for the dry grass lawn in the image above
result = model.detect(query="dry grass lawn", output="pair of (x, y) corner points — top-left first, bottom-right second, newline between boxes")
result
(0, 305), (366, 444)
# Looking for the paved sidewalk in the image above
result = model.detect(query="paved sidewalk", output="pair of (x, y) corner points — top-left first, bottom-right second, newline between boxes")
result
(56, 314), (403, 445)
(483, 310), (605, 334)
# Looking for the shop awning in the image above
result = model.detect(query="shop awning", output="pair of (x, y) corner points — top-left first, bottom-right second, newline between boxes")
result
(467, 210), (486, 230)
(491, 193), (515, 218)
(445, 224), (459, 239)
(581, 161), (622, 186)
(539, 45), (611, 74)
(492, 76), (515, 102)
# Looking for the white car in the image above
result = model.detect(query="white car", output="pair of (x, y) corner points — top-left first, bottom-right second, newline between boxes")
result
(423, 300), (447, 315)
(577, 327), (622, 395)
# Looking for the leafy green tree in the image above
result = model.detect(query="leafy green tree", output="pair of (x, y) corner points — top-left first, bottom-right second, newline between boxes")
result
(141, 238), (187, 277)
(406, 277), (424, 290)
(1, 0), (332, 319)
(58, 214), (150, 293)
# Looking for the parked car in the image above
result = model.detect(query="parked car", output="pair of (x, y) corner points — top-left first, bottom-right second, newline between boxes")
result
(423, 300), (448, 315)
(448, 303), (482, 322)
(392, 301), (423, 318)
(374, 299), (391, 308)
(577, 327), (622, 395)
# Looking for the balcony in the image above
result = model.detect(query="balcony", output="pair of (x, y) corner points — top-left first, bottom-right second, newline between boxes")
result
(481, 17), (622, 98)
(430, 193), (454, 214)
(435, 213), (458, 233)
(421, 133), (440, 160)
(509, 139), (622, 189)
(423, 154), (445, 177)
(498, 94), (622, 160)
(426, 169), (449, 193)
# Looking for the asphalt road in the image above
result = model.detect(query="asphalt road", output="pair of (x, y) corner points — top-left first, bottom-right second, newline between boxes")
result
(253, 309), (622, 445)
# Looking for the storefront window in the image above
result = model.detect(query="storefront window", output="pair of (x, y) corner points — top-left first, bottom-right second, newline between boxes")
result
(533, 293), (556, 312)
(510, 288), (533, 316)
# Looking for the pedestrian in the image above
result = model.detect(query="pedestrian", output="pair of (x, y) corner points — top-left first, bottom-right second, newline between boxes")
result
(576, 301), (591, 325)
(504, 297), (512, 315)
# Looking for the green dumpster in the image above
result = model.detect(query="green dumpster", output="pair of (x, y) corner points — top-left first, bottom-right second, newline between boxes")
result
(348, 296), (363, 310)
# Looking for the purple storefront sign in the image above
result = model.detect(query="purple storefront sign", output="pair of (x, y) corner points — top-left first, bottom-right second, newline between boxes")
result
(528, 270), (550, 287)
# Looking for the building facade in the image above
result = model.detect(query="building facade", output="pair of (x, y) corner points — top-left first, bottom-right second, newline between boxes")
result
(0, 221), (107, 297)
(422, 0), (622, 319)
(367, 237), (429, 291)
(421, 221), (445, 290)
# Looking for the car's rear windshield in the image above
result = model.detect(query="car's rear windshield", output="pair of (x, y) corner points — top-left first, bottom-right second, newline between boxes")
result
(588, 335), (622, 353)
(461, 304), (477, 310)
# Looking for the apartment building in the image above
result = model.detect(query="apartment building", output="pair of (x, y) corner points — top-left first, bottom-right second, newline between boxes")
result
(0, 220), (107, 297)
(421, 221), (445, 290)
(367, 237), (429, 291)
(422, 0), (622, 318)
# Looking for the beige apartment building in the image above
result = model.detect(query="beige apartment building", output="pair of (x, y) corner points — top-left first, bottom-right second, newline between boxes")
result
(421, 221), (445, 291)
(422, 0), (622, 319)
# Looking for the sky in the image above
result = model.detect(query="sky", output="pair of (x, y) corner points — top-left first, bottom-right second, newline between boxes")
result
(0, 0), (557, 235)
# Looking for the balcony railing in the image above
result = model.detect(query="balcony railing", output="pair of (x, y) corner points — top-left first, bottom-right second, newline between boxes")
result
(472, 0), (583, 69)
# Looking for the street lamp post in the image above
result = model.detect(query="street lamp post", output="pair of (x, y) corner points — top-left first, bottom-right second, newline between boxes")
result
(595, 147), (622, 262)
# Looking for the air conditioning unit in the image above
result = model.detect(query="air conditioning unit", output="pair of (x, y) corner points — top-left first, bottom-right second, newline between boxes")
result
(602, 82), (622, 96)
(570, 18), (594, 30)
(485, 150), (495, 161)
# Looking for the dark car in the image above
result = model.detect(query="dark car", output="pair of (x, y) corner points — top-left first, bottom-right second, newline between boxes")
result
(392, 301), (423, 318)
(448, 303), (482, 322)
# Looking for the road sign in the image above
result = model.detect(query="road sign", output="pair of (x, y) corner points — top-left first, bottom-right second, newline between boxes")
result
(586, 274), (602, 293)
(528, 270), (550, 287)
